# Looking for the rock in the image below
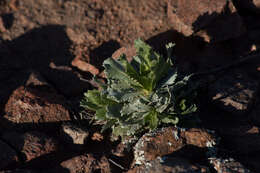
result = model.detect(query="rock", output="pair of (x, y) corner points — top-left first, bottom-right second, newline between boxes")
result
(133, 127), (216, 166)
(167, 0), (245, 41)
(219, 125), (260, 154)
(209, 70), (258, 115)
(3, 71), (71, 132)
(209, 158), (251, 173)
(60, 122), (89, 147)
(2, 131), (59, 162)
(128, 156), (207, 173)
(50, 154), (111, 173)
(71, 57), (99, 75)
(0, 140), (18, 170)
(112, 46), (136, 62)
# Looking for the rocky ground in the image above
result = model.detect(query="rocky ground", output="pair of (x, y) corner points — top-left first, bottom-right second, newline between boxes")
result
(0, 0), (260, 172)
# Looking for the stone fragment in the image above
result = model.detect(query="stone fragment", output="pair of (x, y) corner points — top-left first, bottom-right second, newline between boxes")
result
(71, 57), (99, 76)
(60, 122), (89, 146)
(2, 131), (59, 162)
(112, 46), (136, 62)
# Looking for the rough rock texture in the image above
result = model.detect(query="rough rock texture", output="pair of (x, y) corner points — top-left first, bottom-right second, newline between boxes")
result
(3, 71), (71, 132)
(0, 140), (19, 170)
(133, 127), (216, 166)
(60, 122), (89, 145)
(1, 131), (59, 162)
(128, 156), (207, 173)
(209, 70), (259, 115)
(167, 0), (245, 41)
(209, 158), (251, 173)
(50, 154), (111, 173)
(219, 125), (260, 154)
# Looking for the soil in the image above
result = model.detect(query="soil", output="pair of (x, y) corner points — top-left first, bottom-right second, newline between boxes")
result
(0, 0), (260, 172)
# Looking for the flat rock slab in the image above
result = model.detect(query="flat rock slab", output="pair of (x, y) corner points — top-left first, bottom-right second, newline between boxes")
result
(0, 140), (19, 170)
(209, 70), (259, 115)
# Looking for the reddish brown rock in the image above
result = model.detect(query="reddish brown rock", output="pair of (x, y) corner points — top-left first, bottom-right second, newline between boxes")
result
(112, 46), (136, 62)
(167, 0), (245, 41)
(4, 71), (71, 130)
(71, 57), (99, 76)
(209, 158), (251, 173)
(133, 127), (216, 166)
(2, 131), (59, 162)
(50, 154), (111, 173)
(0, 140), (19, 170)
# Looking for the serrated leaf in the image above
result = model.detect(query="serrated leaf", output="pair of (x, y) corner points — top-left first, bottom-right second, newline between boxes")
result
(103, 57), (143, 89)
(158, 69), (178, 88)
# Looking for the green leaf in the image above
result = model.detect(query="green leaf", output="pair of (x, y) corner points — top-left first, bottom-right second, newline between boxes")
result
(144, 110), (159, 130)
(95, 108), (107, 120)
(103, 57), (143, 89)
(161, 116), (179, 125)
